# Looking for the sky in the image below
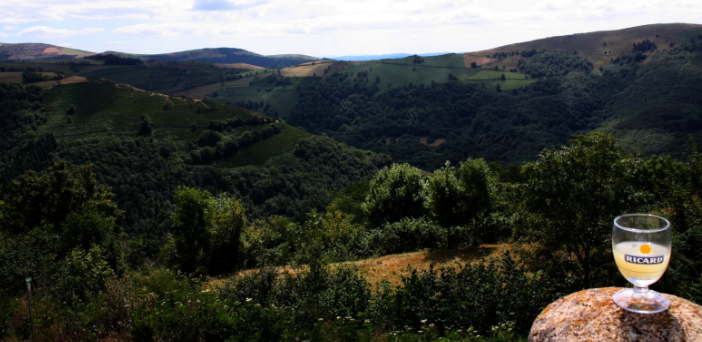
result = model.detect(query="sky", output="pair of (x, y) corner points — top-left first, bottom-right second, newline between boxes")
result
(1, 0), (701, 57)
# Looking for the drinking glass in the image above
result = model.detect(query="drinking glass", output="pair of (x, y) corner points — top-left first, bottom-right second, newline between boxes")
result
(612, 214), (671, 313)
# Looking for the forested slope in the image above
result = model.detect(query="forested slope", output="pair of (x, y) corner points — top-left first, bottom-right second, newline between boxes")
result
(0, 81), (391, 252)
(288, 40), (702, 168)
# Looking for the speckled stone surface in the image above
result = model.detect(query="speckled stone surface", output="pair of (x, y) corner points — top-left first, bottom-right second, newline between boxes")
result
(529, 287), (702, 342)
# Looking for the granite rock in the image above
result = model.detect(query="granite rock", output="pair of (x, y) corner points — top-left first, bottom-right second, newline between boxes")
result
(529, 287), (702, 342)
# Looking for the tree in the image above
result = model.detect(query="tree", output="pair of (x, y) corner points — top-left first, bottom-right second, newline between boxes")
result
(168, 187), (247, 274)
(519, 133), (647, 288)
(209, 194), (247, 273)
(470, 62), (477, 68)
(139, 115), (154, 136)
(501, 74), (506, 81)
(363, 163), (427, 226)
(170, 187), (214, 274)
(0, 161), (124, 296)
(0, 161), (123, 237)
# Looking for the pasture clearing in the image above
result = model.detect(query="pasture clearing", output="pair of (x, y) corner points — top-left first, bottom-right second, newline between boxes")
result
(469, 70), (525, 80)
(341, 60), (479, 95)
(58, 47), (93, 55)
(280, 61), (333, 77)
(463, 54), (498, 67)
(211, 244), (510, 289)
(214, 63), (265, 70)
(0, 72), (22, 83)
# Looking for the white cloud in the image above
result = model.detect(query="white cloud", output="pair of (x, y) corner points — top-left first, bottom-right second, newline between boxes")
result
(19, 26), (104, 38)
(0, 0), (700, 55)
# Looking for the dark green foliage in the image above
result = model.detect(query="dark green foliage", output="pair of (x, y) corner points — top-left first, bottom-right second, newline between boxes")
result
(57, 134), (388, 253)
(0, 83), (56, 194)
(290, 68), (621, 168)
(633, 39), (657, 53)
(0, 161), (123, 303)
(165, 187), (247, 275)
(87, 54), (143, 65)
(603, 45), (702, 156)
(169, 187), (214, 274)
(376, 253), (554, 336)
(519, 133), (645, 288)
(21, 68), (44, 83)
(363, 163), (427, 226)
(363, 218), (450, 254)
(0, 161), (123, 236)
(197, 129), (222, 147)
(517, 50), (593, 78)
(139, 114), (154, 136)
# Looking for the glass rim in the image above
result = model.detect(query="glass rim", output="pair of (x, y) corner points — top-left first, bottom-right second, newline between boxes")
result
(613, 213), (670, 233)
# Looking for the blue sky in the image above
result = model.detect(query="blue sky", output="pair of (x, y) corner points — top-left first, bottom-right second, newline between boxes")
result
(1, 0), (701, 57)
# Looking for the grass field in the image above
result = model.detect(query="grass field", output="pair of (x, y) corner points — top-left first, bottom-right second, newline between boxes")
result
(341, 59), (479, 94)
(280, 61), (333, 77)
(214, 63), (265, 70)
(0, 72), (22, 83)
(212, 244), (510, 289)
(58, 47), (93, 55)
(469, 70), (525, 80)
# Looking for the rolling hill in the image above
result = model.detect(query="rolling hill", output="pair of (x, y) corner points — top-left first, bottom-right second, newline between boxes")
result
(467, 23), (702, 69)
(0, 42), (93, 61)
(3, 23), (702, 168)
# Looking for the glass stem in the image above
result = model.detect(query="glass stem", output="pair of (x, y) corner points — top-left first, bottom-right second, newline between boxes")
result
(633, 286), (648, 295)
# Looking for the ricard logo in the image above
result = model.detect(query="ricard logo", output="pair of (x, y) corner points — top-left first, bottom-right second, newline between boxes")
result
(625, 255), (664, 265)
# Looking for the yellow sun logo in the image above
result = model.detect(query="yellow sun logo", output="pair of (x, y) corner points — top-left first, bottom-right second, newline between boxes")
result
(639, 244), (652, 254)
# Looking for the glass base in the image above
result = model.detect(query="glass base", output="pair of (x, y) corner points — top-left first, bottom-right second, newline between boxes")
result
(612, 288), (670, 314)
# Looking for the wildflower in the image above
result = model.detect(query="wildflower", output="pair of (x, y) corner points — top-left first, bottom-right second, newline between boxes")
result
(418, 330), (424, 334)
(245, 298), (252, 302)
(318, 318), (324, 322)
(336, 316), (341, 320)
(420, 319), (427, 324)
(364, 319), (371, 324)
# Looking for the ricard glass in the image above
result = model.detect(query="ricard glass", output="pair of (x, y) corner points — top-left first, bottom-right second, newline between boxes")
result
(612, 214), (672, 313)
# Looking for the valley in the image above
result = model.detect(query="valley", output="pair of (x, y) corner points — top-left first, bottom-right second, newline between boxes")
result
(1, 22), (702, 341)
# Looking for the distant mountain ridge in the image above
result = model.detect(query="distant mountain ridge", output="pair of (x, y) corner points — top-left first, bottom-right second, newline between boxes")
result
(326, 52), (455, 61)
(0, 43), (319, 68)
(0, 42), (93, 61)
